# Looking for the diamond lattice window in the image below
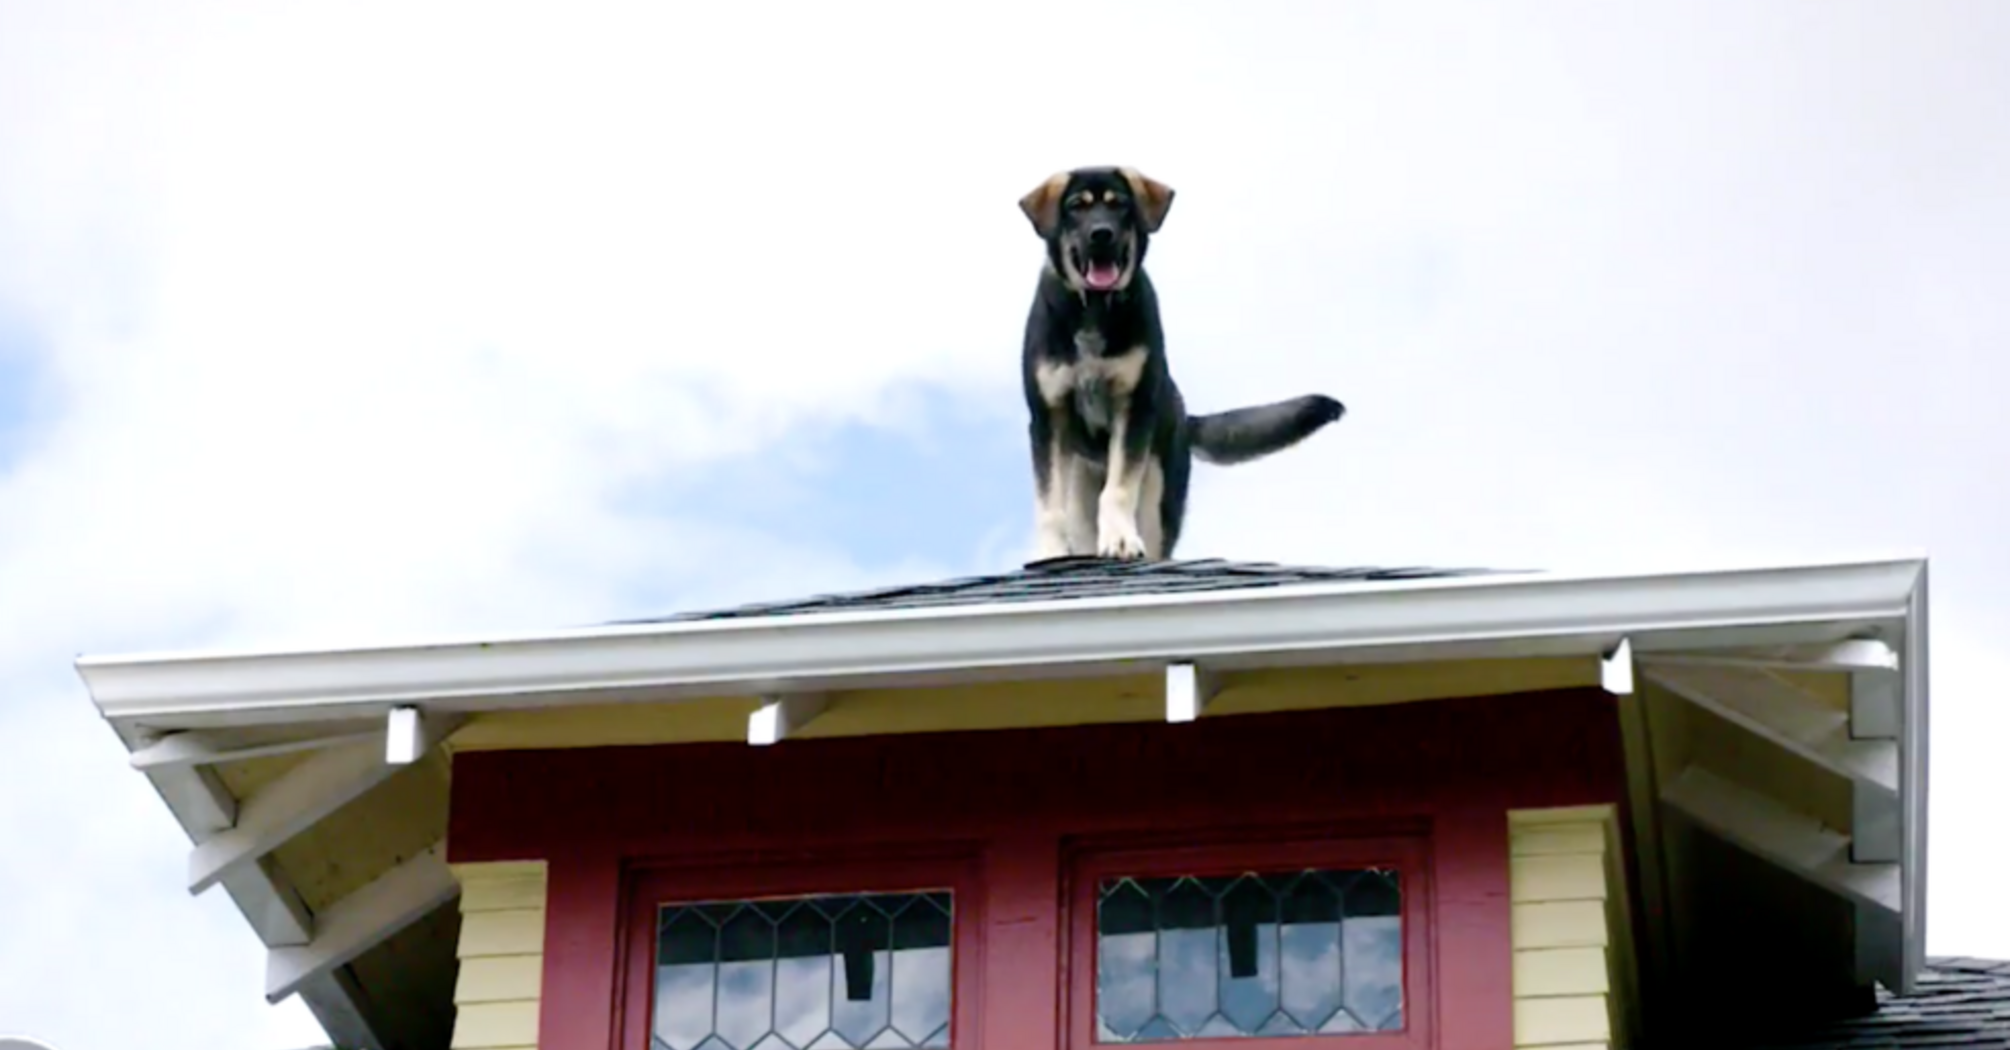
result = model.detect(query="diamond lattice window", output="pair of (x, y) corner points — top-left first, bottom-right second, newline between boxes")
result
(1093, 870), (1403, 1042)
(654, 892), (954, 1050)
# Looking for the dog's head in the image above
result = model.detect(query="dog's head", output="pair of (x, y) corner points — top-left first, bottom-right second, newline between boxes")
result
(1018, 166), (1174, 295)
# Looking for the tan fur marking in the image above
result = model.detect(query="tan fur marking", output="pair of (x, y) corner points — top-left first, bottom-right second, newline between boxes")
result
(1095, 407), (1150, 559)
(1034, 345), (1148, 411)
(1018, 173), (1070, 238)
(1117, 167), (1176, 233)
(1138, 458), (1166, 558)
(1031, 423), (1073, 559)
(1094, 345), (1148, 397)
(1033, 359), (1075, 408)
(1062, 455), (1100, 552)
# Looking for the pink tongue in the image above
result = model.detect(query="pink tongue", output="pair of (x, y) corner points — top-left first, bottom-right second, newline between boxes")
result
(1085, 262), (1122, 290)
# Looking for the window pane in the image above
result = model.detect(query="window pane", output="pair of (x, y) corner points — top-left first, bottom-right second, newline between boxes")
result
(656, 892), (954, 1050)
(1094, 870), (1402, 1042)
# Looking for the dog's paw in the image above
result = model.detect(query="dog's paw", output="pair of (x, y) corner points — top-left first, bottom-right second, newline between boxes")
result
(1096, 518), (1148, 560)
(1032, 528), (1073, 561)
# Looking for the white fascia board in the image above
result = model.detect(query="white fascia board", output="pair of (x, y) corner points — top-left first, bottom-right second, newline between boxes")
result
(1899, 563), (1930, 994)
(74, 557), (1926, 730)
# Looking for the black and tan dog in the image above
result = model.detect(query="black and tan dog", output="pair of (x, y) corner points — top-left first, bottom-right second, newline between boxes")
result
(1019, 165), (1345, 561)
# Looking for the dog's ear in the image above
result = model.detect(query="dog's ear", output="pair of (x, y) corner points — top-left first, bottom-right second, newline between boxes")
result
(1119, 168), (1175, 233)
(1019, 173), (1069, 238)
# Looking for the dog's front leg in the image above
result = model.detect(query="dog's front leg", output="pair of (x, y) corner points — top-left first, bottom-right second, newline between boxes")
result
(1030, 414), (1076, 560)
(1096, 410), (1151, 559)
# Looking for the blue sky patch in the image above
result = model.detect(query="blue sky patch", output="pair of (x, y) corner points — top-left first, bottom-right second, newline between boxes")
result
(0, 311), (51, 474)
(612, 384), (1030, 611)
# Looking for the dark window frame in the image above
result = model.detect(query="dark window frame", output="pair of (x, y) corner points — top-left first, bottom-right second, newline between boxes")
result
(1062, 832), (1435, 1050)
(618, 850), (989, 1050)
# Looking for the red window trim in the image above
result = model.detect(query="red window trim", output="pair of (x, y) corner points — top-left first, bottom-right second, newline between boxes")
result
(1062, 827), (1435, 1050)
(615, 845), (990, 1050)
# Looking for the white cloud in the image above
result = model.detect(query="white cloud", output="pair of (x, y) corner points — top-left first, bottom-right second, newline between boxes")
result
(2, 1), (2007, 1046)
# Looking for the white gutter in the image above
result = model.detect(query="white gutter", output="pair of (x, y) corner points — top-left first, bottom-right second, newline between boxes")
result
(76, 557), (1926, 727)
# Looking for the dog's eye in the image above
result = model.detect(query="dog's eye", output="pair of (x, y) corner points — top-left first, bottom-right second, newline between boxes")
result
(1067, 193), (1094, 210)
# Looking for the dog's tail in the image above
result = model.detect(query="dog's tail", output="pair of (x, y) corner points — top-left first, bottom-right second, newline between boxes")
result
(1187, 394), (1345, 466)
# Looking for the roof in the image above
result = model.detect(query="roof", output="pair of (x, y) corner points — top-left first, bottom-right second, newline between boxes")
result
(620, 555), (1504, 623)
(76, 555), (1927, 726)
(1756, 957), (2010, 1049)
(69, 554), (1934, 1050)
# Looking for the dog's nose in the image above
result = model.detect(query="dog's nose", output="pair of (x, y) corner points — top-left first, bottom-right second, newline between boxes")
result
(1088, 225), (1117, 248)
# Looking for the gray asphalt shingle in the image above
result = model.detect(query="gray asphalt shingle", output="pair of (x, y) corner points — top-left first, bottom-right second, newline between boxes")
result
(617, 555), (1505, 624)
(1746, 958), (2010, 1049)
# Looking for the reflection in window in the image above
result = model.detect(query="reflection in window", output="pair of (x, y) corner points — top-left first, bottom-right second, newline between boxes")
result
(655, 892), (953, 1050)
(1095, 870), (1402, 1042)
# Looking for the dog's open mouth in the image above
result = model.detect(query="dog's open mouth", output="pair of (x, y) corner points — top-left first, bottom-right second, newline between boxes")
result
(1072, 246), (1129, 292)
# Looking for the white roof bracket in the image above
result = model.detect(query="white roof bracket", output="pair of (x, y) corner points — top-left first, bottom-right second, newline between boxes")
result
(187, 712), (464, 895)
(1640, 638), (1898, 674)
(1602, 637), (1635, 696)
(749, 693), (830, 746)
(188, 737), (390, 895)
(264, 840), (460, 1003)
(1852, 778), (1903, 864)
(1660, 764), (1900, 913)
(1850, 664), (1903, 741)
(385, 706), (422, 764)
(1643, 664), (1899, 793)
(130, 725), (384, 771)
(1165, 662), (1221, 723)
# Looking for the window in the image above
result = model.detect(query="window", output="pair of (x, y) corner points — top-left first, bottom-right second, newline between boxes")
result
(621, 858), (980, 1050)
(1067, 837), (1431, 1050)
(653, 892), (955, 1050)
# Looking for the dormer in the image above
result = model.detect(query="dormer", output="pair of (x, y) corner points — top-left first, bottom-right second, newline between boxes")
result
(78, 555), (1944, 1049)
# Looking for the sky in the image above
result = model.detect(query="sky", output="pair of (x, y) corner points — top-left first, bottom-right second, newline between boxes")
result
(1, 1), (2007, 1047)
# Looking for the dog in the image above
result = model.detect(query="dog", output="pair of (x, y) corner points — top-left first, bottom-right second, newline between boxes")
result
(1018, 165), (1346, 561)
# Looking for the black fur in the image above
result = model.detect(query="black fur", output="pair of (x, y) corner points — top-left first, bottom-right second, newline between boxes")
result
(1018, 166), (1345, 561)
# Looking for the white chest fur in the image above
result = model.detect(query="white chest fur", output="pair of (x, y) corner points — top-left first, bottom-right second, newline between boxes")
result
(1033, 333), (1148, 410)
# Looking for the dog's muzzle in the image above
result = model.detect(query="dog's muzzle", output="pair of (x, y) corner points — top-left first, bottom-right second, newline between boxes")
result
(1072, 226), (1131, 292)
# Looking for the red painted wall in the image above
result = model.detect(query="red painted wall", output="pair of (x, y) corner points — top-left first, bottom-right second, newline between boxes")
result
(449, 687), (1628, 1050)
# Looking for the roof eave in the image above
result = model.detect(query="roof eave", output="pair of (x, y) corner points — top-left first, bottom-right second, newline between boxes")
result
(76, 556), (1926, 730)
(104, 717), (399, 1049)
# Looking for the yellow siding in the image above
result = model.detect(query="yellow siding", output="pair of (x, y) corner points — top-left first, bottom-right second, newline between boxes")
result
(1513, 947), (1608, 997)
(1512, 901), (1608, 949)
(450, 860), (547, 1050)
(1514, 997), (1610, 1046)
(1507, 805), (1637, 1049)
(1599, 813), (1643, 1050)
(449, 657), (1602, 753)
